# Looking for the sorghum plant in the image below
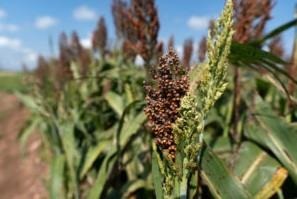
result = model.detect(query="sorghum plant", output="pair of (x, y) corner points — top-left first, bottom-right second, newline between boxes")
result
(70, 31), (91, 76)
(145, 0), (234, 197)
(35, 55), (50, 89)
(111, 0), (128, 41)
(233, 0), (273, 43)
(182, 38), (193, 70)
(231, 0), (274, 143)
(167, 36), (175, 51)
(70, 31), (83, 58)
(198, 36), (207, 63)
(92, 17), (108, 58)
(55, 32), (73, 90)
(145, 49), (189, 161)
(197, 20), (214, 63)
(268, 35), (284, 58)
(112, 0), (160, 69)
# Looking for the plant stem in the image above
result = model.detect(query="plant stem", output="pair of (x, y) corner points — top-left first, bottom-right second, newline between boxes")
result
(180, 159), (189, 199)
(231, 67), (241, 143)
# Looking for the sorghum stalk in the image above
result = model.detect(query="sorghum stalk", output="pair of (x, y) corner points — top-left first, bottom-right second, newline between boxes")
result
(145, 0), (234, 198)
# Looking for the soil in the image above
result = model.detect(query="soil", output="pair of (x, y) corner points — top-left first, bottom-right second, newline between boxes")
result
(0, 93), (47, 199)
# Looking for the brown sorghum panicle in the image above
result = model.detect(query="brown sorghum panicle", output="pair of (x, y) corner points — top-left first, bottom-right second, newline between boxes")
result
(58, 32), (73, 85)
(144, 50), (189, 160)
(167, 36), (175, 51)
(155, 41), (164, 61)
(113, 0), (159, 66)
(92, 17), (108, 57)
(112, 0), (128, 39)
(234, 0), (273, 43)
(198, 36), (207, 63)
(35, 55), (50, 88)
(70, 31), (83, 58)
(268, 35), (284, 58)
(182, 38), (193, 70)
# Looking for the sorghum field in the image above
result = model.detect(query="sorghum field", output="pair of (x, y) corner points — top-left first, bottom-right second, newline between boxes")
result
(2, 0), (297, 198)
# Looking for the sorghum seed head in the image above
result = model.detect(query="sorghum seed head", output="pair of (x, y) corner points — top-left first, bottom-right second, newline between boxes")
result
(144, 49), (189, 160)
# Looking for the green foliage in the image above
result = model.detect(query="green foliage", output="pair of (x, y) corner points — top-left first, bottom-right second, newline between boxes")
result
(18, 0), (297, 198)
(201, 146), (252, 199)
(0, 72), (26, 93)
(245, 100), (297, 184)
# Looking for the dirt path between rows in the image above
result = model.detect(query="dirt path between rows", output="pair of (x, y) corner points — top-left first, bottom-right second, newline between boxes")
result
(0, 93), (47, 199)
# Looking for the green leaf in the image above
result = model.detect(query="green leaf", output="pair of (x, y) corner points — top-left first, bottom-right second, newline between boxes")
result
(115, 100), (145, 148)
(50, 154), (65, 199)
(105, 91), (124, 117)
(58, 122), (79, 197)
(152, 150), (164, 199)
(201, 145), (251, 199)
(87, 149), (117, 199)
(233, 142), (287, 198)
(230, 42), (286, 66)
(256, 19), (297, 45)
(229, 42), (297, 86)
(245, 101), (297, 184)
(18, 118), (39, 152)
(121, 179), (149, 198)
(79, 139), (110, 179)
(120, 112), (146, 147)
(16, 92), (48, 116)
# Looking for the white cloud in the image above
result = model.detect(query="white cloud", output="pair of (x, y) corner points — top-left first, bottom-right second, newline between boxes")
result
(0, 36), (22, 49)
(0, 8), (7, 19)
(73, 5), (97, 21)
(187, 16), (209, 30)
(35, 16), (57, 29)
(0, 23), (19, 32)
(81, 35), (92, 48)
(134, 55), (144, 66)
(176, 45), (183, 57)
(0, 36), (37, 70)
(23, 49), (38, 64)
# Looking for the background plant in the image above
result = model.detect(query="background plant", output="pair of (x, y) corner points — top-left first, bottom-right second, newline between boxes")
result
(17, 0), (297, 198)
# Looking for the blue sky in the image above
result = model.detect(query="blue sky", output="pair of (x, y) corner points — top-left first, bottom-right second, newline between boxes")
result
(0, 0), (295, 71)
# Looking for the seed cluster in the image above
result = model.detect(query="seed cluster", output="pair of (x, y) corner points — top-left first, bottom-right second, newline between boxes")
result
(234, 0), (273, 43)
(92, 17), (107, 57)
(182, 38), (193, 71)
(111, 0), (160, 66)
(145, 50), (189, 160)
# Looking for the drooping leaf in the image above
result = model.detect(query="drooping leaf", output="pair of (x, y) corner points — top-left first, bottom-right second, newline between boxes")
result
(121, 179), (149, 198)
(201, 145), (252, 199)
(79, 139), (110, 179)
(255, 19), (297, 45)
(233, 142), (288, 198)
(18, 118), (40, 152)
(116, 100), (145, 148)
(119, 111), (146, 147)
(87, 148), (117, 199)
(228, 42), (297, 86)
(245, 101), (297, 184)
(105, 91), (124, 117)
(16, 92), (49, 116)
